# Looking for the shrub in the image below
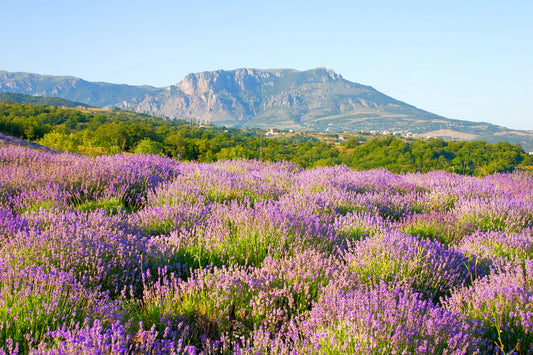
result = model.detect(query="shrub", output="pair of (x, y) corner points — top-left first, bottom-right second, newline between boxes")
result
(342, 230), (477, 302)
(0, 262), (117, 353)
(444, 260), (533, 354)
(239, 282), (480, 354)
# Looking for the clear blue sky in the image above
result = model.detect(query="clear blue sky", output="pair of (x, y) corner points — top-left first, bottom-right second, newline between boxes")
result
(1, 0), (532, 130)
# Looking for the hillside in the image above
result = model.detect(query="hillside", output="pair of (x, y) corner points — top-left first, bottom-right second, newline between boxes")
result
(0, 92), (92, 108)
(1, 100), (531, 175)
(1, 68), (532, 151)
(0, 131), (58, 152)
(0, 70), (162, 108)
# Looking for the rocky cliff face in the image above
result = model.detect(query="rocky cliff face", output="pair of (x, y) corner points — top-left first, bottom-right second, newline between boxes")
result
(112, 67), (427, 129)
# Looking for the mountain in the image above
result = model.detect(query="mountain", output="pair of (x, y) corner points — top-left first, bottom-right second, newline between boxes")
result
(1, 68), (532, 151)
(0, 92), (93, 107)
(0, 70), (161, 108)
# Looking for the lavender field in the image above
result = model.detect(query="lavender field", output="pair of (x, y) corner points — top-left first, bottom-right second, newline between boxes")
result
(1, 145), (532, 354)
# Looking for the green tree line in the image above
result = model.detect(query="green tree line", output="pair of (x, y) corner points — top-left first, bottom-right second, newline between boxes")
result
(0, 101), (531, 175)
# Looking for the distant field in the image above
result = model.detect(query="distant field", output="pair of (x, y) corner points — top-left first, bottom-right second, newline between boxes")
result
(495, 130), (533, 137)
(422, 129), (478, 140)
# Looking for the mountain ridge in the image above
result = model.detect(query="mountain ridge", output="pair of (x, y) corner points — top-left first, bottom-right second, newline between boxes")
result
(114, 67), (455, 128)
(0, 70), (162, 108)
(0, 92), (92, 107)
(1, 68), (532, 150)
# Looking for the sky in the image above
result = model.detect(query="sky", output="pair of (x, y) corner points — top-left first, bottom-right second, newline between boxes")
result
(1, 0), (532, 130)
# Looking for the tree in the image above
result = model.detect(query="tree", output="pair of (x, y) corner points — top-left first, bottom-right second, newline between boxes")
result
(344, 137), (359, 149)
(134, 138), (164, 155)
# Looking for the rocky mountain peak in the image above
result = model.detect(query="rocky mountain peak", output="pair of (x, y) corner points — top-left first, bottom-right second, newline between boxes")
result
(174, 68), (344, 96)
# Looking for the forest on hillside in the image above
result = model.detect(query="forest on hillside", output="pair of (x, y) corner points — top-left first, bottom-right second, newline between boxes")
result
(0, 101), (531, 175)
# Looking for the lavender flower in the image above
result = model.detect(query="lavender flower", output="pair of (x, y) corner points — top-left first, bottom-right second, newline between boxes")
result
(1, 146), (531, 354)
(240, 282), (480, 354)
(0, 261), (118, 353)
(342, 230), (477, 302)
(1, 208), (170, 297)
(134, 250), (341, 351)
(456, 229), (533, 272)
(444, 260), (533, 354)
(28, 319), (188, 355)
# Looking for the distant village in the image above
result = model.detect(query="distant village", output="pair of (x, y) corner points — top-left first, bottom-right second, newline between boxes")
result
(266, 127), (422, 140)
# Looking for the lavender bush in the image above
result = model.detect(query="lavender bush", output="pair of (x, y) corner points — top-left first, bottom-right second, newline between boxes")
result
(454, 197), (532, 233)
(399, 211), (475, 246)
(237, 282), (481, 354)
(28, 320), (188, 355)
(130, 250), (342, 349)
(0, 261), (118, 353)
(456, 229), (533, 272)
(341, 230), (477, 302)
(444, 260), (533, 354)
